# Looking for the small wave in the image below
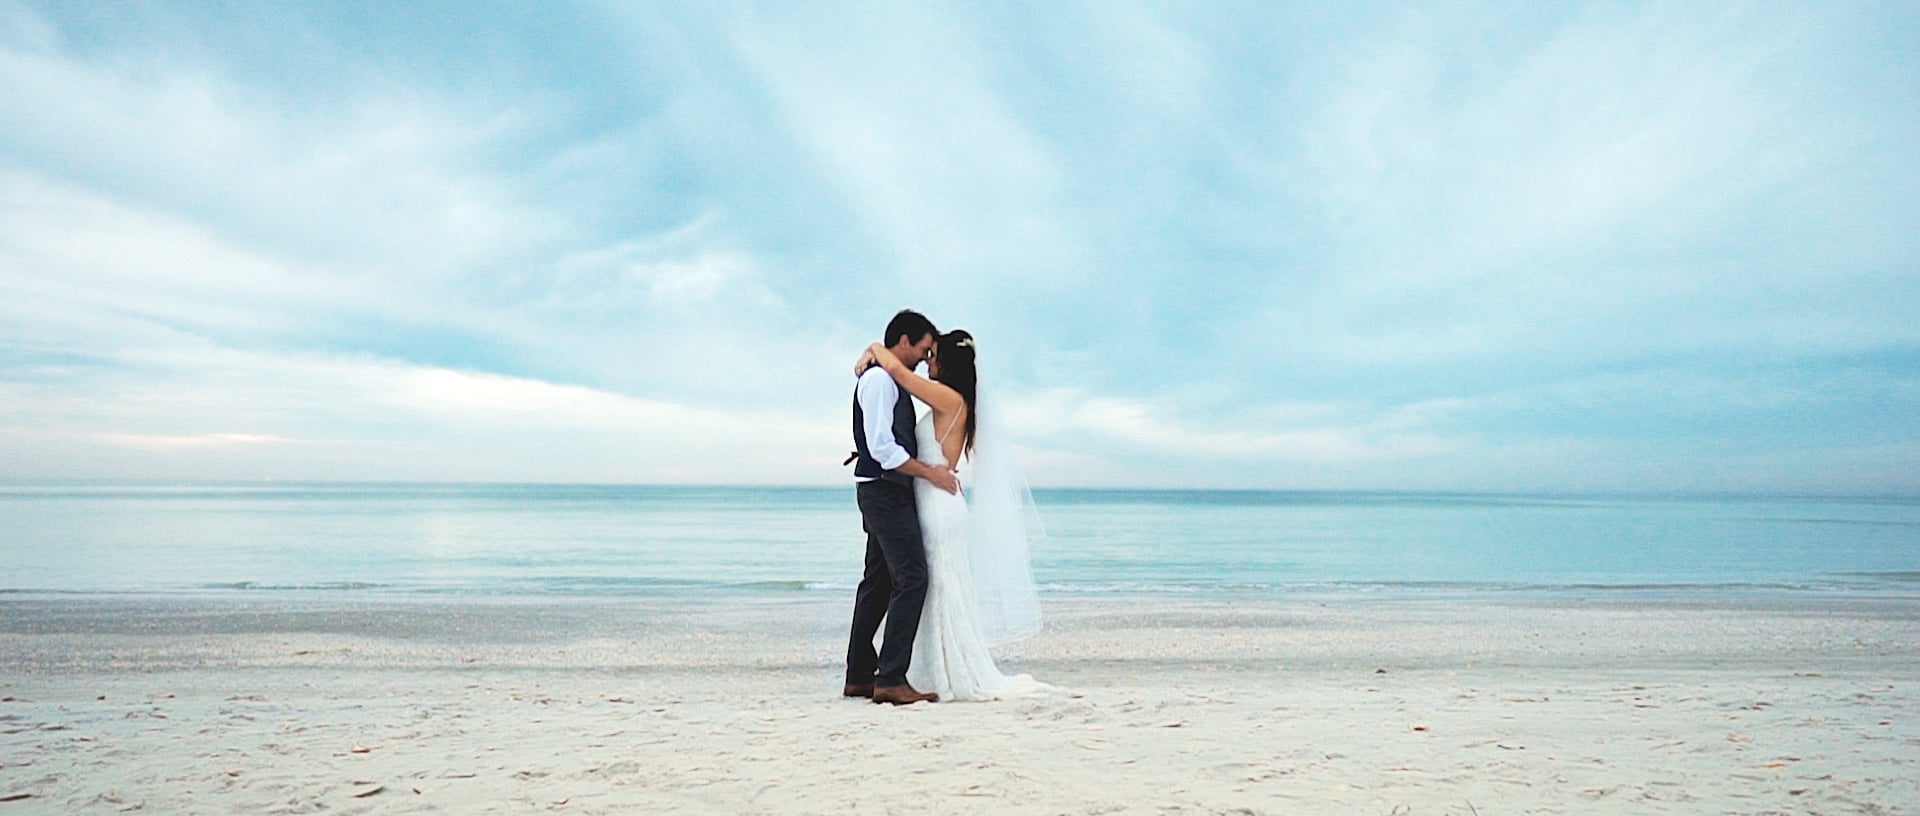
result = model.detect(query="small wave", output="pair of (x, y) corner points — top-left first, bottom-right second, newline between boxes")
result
(1741, 517), (1920, 528)
(201, 581), (393, 592)
(731, 580), (819, 592)
(195, 577), (857, 597)
(1836, 571), (1920, 583)
(1033, 579), (1882, 596)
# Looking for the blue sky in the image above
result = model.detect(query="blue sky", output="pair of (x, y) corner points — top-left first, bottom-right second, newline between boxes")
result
(1, 1), (1916, 492)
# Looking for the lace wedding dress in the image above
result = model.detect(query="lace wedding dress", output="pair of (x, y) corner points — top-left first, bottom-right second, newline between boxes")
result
(906, 413), (1051, 701)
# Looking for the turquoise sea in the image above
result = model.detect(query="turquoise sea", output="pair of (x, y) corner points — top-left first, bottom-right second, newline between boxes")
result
(1, 484), (1916, 598)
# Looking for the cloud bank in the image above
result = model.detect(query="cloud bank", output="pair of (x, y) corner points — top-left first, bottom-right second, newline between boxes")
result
(2, 1), (1916, 492)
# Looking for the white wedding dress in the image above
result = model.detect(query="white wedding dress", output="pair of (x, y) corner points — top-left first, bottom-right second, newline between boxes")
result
(906, 413), (1051, 701)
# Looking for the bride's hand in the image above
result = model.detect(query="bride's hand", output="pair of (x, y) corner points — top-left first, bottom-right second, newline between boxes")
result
(854, 348), (877, 376)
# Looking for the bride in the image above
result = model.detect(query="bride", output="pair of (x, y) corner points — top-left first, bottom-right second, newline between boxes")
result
(857, 330), (1050, 701)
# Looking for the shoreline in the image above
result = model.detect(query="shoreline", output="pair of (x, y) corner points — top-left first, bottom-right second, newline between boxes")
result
(4, 594), (1916, 812)
(5, 592), (1917, 668)
(4, 575), (1917, 603)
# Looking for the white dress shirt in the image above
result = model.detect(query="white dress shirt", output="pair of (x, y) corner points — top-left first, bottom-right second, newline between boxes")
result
(855, 365), (912, 481)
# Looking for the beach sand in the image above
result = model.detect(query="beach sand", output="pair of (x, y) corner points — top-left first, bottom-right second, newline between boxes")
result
(2, 594), (1915, 814)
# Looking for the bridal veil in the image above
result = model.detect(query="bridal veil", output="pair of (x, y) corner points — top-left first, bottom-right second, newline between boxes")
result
(963, 379), (1044, 646)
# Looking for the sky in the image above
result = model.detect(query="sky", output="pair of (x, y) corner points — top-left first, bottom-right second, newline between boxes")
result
(1, 1), (1916, 492)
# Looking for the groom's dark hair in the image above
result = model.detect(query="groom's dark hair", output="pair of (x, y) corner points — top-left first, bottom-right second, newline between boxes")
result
(884, 309), (938, 347)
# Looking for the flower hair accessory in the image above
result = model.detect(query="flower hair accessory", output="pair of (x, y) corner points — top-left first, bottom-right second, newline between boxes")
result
(955, 337), (974, 348)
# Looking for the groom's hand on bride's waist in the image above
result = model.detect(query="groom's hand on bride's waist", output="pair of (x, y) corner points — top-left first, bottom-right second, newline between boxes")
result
(898, 460), (961, 495)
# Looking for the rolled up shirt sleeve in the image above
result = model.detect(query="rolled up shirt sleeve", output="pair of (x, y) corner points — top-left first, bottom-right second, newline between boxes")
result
(856, 368), (912, 471)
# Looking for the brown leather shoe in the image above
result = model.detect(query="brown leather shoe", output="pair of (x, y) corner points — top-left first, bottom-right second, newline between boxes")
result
(842, 683), (875, 698)
(871, 683), (938, 705)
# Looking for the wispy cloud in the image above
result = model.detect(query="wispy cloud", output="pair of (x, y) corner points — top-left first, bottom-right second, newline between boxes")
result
(0, 23), (562, 275)
(93, 432), (286, 452)
(0, 338), (843, 483)
(1009, 389), (1456, 467)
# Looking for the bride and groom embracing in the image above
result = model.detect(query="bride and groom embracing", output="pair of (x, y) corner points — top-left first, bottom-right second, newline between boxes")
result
(844, 309), (1049, 705)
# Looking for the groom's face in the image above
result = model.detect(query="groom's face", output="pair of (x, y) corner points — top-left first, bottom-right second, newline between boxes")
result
(906, 335), (937, 370)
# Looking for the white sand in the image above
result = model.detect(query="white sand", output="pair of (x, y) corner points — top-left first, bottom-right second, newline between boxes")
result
(2, 594), (1915, 814)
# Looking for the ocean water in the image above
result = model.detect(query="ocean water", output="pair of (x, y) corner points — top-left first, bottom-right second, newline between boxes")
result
(0, 484), (1916, 598)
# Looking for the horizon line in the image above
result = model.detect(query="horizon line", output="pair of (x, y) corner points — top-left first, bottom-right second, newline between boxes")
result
(2, 479), (1915, 502)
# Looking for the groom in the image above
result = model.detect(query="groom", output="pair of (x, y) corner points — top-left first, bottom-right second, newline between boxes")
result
(845, 309), (960, 706)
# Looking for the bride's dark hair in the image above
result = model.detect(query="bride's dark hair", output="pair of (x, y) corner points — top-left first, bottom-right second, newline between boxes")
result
(933, 330), (978, 457)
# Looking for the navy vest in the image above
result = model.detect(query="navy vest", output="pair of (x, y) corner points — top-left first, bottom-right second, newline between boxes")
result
(852, 370), (918, 486)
